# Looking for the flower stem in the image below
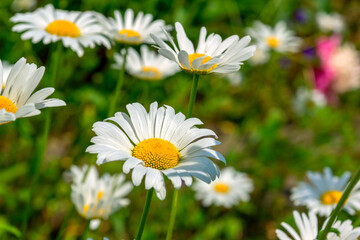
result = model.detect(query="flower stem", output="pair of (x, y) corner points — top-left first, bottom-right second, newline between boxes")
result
(166, 74), (200, 240)
(166, 189), (179, 240)
(318, 167), (360, 240)
(136, 189), (154, 240)
(21, 42), (62, 239)
(187, 74), (200, 118)
(108, 47), (128, 117)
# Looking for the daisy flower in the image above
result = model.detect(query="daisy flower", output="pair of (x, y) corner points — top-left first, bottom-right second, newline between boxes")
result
(11, 4), (111, 57)
(292, 87), (326, 115)
(86, 102), (225, 200)
(113, 45), (180, 81)
(151, 22), (256, 75)
(192, 167), (253, 208)
(290, 167), (360, 217)
(70, 165), (133, 230)
(276, 211), (360, 240)
(316, 12), (345, 33)
(246, 21), (302, 53)
(0, 57), (65, 125)
(94, 9), (171, 45)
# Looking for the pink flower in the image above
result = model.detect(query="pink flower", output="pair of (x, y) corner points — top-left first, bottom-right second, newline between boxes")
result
(317, 35), (341, 64)
(314, 35), (341, 95)
(313, 35), (360, 102)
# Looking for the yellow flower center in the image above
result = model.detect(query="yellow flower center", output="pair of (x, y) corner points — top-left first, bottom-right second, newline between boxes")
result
(141, 66), (162, 80)
(82, 201), (104, 218)
(266, 36), (280, 48)
(132, 138), (180, 170)
(45, 20), (81, 38)
(119, 29), (140, 38)
(117, 29), (142, 44)
(83, 204), (90, 214)
(0, 96), (17, 113)
(214, 182), (230, 194)
(182, 53), (217, 74)
(97, 191), (104, 201)
(320, 190), (342, 205)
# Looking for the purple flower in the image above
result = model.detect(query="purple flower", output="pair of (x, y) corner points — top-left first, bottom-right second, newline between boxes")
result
(294, 8), (308, 24)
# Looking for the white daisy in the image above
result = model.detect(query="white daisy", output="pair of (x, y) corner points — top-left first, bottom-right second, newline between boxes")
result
(151, 22), (256, 75)
(113, 45), (180, 81)
(11, 4), (111, 57)
(0, 57), (65, 125)
(246, 21), (302, 53)
(276, 211), (360, 240)
(290, 167), (360, 217)
(70, 165), (133, 230)
(192, 167), (253, 208)
(94, 9), (171, 45)
(316, 12), (345, 33)
(86, 102), (225, 200)
(292, 87), (326, 115)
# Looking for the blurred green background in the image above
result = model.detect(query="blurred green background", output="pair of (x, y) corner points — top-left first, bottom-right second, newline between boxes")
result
(1, 0), (360, 239)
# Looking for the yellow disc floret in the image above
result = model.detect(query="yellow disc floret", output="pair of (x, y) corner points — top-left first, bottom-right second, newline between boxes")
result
(83, 204), (90, 214)
(118, 29), (142, 44)
(0, 96), (17, 113)
(141, 66), (162, 80)
(182, 53), (217, 74)
(266, 36), (280, 48)
(320, 190), (342, 205)
(97, 191), (104, 201)
(46, 20), (81, 38)
(119, 29), (140, 38)
(132, 138), (180, 170)
(214, 182), (230, 194)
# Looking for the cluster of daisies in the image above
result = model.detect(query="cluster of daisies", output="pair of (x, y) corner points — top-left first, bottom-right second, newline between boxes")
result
(3, 2), (360, 239)
(3, 3), (258, 238)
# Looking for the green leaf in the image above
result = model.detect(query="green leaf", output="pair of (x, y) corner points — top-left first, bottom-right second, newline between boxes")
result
(0, 222), (22, 238)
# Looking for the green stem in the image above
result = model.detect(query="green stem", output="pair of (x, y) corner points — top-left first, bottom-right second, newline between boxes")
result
(108, 47), (128, 117)
(21, 43), (62, 239)
(136, 189), (154, 240)
(318, 167), (360, 240)
(187, 74), (200, 118)
(166, 74), (200, 240)
(166, 189), (179, 240)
